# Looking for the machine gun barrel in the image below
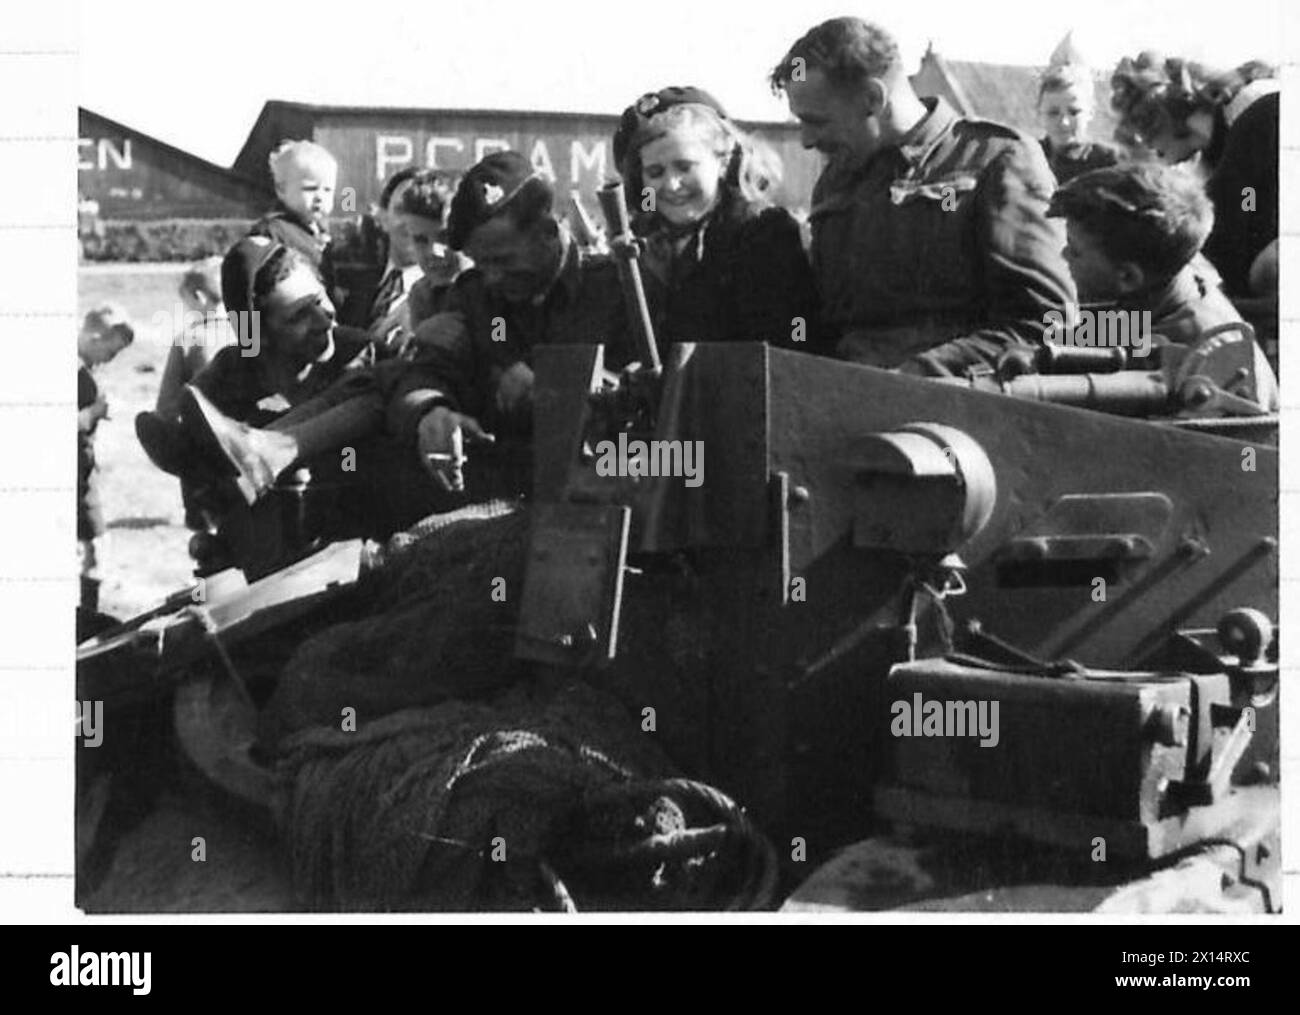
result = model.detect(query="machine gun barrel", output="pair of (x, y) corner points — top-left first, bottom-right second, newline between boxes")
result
(597, 180), (662, 375)
(1001, 371), (1169, 415)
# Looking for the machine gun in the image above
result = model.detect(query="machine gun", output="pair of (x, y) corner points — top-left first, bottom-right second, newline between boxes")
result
(963, 321), (1271, 424)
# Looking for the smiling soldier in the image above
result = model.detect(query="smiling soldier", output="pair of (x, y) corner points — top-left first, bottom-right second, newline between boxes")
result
(391, 151), (634, 495)
(770, 17), (1076, 376)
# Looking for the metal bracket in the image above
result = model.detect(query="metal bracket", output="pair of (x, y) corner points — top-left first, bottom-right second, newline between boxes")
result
(514, 502), (632, 667)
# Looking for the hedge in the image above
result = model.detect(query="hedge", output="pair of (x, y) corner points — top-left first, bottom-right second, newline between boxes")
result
(80, 217), (374, 265)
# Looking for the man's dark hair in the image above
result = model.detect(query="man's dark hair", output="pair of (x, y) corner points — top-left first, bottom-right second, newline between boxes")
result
(395, 169), (454, 223)
(770, 17), (901, 93)
(1049, 162), (1214, 283)
(378, 165), (421, 211)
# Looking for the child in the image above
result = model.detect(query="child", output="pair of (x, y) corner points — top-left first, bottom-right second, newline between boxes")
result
(148, 258), (237, 530)
(363, 168), (427, 348)
(250, 139), (341, 301)
(336, 168), (418, 328)
(390, 169), (465, 335)
(1037, 35), (1117, 184)
(612, 86), (821, 349)
(1048, 161), (1277, 410)
(155, 257), (236, 420)
(78, 304), (135, 613)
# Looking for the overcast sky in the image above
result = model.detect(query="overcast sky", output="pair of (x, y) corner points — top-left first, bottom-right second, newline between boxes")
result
(80, 0), (1287, 166)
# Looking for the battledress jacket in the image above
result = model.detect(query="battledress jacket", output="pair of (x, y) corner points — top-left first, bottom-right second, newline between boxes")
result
(1146, 265), (1279, 411)
(386, 238), (631, 443)
(813, 97), (1076, 375)
(191, 326), (374, 427)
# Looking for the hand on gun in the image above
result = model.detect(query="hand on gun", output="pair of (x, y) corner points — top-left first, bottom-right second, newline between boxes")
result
(417, 405), (495, 492)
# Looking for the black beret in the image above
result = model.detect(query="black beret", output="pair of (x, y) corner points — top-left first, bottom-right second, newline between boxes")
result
(612, 86), (729, 174)
(221, 235), (287, 316)
(446, 150), (553, 250)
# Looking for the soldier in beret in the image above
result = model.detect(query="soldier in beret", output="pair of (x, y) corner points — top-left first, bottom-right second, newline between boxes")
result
(390, 151), (633, 494)
(771, 17), (1076, 376)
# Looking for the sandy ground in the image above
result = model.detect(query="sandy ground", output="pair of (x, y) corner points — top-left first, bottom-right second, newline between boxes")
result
(81, 264), (205, 618)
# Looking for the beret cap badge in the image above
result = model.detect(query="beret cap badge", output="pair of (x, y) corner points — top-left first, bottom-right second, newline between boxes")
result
(482, 181), (505, 206)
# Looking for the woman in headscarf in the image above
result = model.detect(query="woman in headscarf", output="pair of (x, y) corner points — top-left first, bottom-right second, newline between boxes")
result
(1111, 53), (1278, 298)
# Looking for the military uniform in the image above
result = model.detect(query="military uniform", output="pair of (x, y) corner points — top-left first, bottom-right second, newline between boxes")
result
(192, 325), (375, 426)
(1147, 265), (1278, 411)
(388, 233), (631, 443)
(811, 97), (1076, 375)
(1040, 138), (1119, 185)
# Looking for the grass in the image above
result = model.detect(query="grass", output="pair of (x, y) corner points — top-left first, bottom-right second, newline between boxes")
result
(80, 265), (197, 618)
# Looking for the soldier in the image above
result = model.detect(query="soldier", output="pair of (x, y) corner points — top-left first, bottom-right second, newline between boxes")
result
(393, 151), (632, 493)
(134, 237), (382, 507)
(769, 17), (1076, 376)
(140, 154), (631, 507)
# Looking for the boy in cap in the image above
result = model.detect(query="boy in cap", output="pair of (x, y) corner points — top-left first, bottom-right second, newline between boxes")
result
(250, 140), (341, 304)
(391, 150), (632, 493)
(78, 305), (135, 613)
(1049, 161), (1277, 409)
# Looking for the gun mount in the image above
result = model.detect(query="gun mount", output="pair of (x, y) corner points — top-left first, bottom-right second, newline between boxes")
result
(514, 333), (1278, 909)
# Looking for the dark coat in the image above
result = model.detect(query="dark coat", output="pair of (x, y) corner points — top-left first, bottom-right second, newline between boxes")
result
(1039, 138), (1119, 185)
(387, 235), (630, 442)
(812, 97), (1076, 374)
(1203, 89), (1278, 297)
(77, 365), (103, 540)
(248, 202), (338, 296)
(634, 190), (823, 351)
(192, 326), (374, 426)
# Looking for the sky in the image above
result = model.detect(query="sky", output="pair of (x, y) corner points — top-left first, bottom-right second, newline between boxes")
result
(80, 0), (1289, 167)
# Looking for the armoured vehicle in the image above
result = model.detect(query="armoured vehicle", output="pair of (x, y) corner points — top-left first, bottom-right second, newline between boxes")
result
(77, 185), (1280, 913)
